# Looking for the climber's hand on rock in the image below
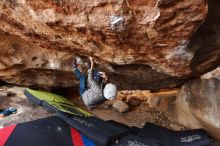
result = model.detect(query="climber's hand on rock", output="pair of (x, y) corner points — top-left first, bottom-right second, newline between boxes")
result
(99, 72), (108, 80)
(89, 57), (94, 69)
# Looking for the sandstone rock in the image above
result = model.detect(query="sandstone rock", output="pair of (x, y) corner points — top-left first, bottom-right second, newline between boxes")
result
(188, 0), (220, 76)
(146, 94), (161, 108)
(0, 0), (213, 90)
(6, 91), (16, 97)
(169, 124), (183, 131)
(175, 77), (220, 140)
(113, 100), (129, 113)
(201, 66), (220, 80)
(127, 96), (142, 106)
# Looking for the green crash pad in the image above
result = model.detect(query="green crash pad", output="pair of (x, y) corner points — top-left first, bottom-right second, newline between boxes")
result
(25, 89), (91, 116)
(24, 89), (129, 146)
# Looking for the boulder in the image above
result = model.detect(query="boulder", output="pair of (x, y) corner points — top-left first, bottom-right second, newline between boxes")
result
(0, 0), (214, 90)
(113, 100), (129, 113)
(175, 67), (220, 140)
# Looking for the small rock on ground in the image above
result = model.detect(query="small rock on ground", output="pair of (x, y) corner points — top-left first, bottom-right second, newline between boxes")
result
(113, 100), (129, 113)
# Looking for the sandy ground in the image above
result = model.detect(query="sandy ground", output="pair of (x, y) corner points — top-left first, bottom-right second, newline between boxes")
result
(72, 98), (185, 130)
(0, 85), (183, 130)
(0, 86), (54, 127)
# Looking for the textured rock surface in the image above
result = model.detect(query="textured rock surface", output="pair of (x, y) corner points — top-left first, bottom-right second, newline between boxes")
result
(175, 77), (220, 140)
(112, 100), (129, 113)
(0, 31), (76, 88)
(202, 66), (220, 80)
(188, 0), (220, 76)
(0, 0), (213, 89)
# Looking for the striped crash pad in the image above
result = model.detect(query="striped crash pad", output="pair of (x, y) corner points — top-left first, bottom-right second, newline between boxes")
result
(0, 116), (95, 146)
(24, 89), (128, 146)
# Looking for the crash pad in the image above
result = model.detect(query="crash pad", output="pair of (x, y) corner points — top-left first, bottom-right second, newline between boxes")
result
(24, 89), (213, 146)
(24, 88), (91, 116)
(24, 89), (128, 146)
(138, 123), (212, 146)
(0, 116), (95, 146)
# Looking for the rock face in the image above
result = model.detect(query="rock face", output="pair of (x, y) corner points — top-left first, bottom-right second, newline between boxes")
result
(175, 70), (220, 140)
(0, 0), (215, 90)
(0, 32), (77, 88)
(188, 0), (220, 76)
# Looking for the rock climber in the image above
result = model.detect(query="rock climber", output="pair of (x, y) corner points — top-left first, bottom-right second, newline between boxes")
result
(72, 57), (117, 110)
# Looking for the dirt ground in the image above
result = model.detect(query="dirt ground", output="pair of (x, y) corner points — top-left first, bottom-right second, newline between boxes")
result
(72, 97), (185, 130)
(0, 85), (183, 130)
(0, 86), (54, 127)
